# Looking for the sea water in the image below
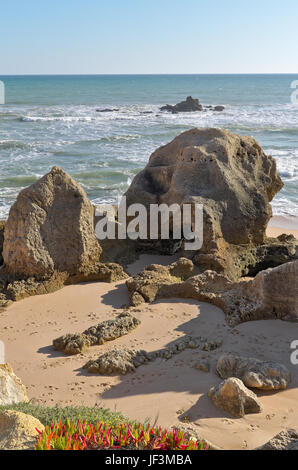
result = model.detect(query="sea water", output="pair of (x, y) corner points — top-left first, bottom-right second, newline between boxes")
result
(0, 74), (297, 219)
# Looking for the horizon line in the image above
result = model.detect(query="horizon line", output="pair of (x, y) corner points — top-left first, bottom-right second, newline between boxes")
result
(1, 73), (298, 77)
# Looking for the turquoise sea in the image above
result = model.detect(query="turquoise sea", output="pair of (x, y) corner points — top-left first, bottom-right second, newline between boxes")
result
(0, 74), (297, 219)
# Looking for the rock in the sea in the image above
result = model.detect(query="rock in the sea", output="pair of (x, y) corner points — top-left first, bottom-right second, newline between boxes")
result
(0, 410), (44, 450)
(3, 166), (102, 280)
(216, 354), (291, 391)
(257, 429), (298, 450)
(208, 377), (263, 418)
(160, 96), (203, 113)
(214, 106), (225, 112)
(0, 364), (28, 406)
(125, 128), (289, 280)
(53, 311), (140, 355)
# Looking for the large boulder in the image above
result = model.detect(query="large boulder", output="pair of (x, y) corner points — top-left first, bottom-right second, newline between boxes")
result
(125, 128), (288, 280)
(0, 410), (44, 450)
(216, 354), (291, 391)
(3, 166), (102, 280)
(208, 377), (263, 418)
(0, 364), (28, 406)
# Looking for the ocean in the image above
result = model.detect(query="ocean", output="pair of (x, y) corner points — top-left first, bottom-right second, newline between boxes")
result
(0, 74), (297, 219)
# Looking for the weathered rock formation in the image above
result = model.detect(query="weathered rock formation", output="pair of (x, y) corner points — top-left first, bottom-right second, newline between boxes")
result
(126, 259), (298, 326)
(0, 167), (127, 308)
(83, 336), (221, 375)
(257, 429), (298, 450)
(0, 410), (44, 450)
(126, 258), (194, 306)
(160, 96), (203, 113)
(125, 128), (296, 280)
(216, 354), (291, 391)
(53, 311), (140, 355)
(3, 166), (102, 280)
(0, 364), (28, 406)
(208, 377), (263, 418)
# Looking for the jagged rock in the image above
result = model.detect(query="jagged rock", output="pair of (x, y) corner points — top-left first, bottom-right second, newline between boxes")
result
(214, 106), (225, 112)
(126, 258), (298, 326)
(160, 96), (203, 113)
(257, 429), (298, 450)
(216, 354), (291, 391)
(169, 258), (194, 279)
(0, 410), (44, 450)
(53, 312), (140, 355)
(125, 128), (290, 280)
(3, 166), (102, 280)
(84, 336), (221, 375)
(126, 258), (194, 306)
(208, 378), (263, 418)
(0, 364), (28, 405)
(84, 349), (139, 375)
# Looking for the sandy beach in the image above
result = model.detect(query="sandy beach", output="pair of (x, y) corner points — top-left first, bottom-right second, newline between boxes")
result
(0, 219), (297, 450)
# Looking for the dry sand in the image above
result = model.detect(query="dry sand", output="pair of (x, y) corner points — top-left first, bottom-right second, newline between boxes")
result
(0, 221), (297, 450)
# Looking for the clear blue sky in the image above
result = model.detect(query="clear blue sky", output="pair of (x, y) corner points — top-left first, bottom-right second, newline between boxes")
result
(1, 0), (298, 74)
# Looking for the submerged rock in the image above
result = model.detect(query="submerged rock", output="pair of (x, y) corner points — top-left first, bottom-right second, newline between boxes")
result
(3, 166), (102, 280)
(53, 311), (141, 355)
(0, 410), (44, 450)
(216, 354), (291, 391)
(0, 364), (28, 406)
(208, 377), (263, 418)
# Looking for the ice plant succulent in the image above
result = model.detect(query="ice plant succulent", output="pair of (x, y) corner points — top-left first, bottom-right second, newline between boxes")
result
(35, 419), (204, 450)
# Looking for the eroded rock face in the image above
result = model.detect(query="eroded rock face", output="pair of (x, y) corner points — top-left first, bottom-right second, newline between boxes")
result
(53, 311), (140, 355)
(126, 128), (282, 247)
(0, 410), (44, 450)
(0, 364), (28, 406)
(216, 354), (291, 391)
(126, 258), (194, 306)
(125, 128), (287, 280)
(3, 166), (102, 280)
(257, 430), (298, 450)
(126, 259), (298, 326)
(208, 378), (263, 418)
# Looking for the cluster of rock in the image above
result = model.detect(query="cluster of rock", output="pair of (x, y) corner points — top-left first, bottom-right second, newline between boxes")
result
(207, 354), (291, 418)
(216, 353), (291, 391)
(160, 96), (225, 114)
(126, 257), (298, 326)
(83, 335), (222, 375)
(0, 166), (127, 308)
(53, 311), (140, 355)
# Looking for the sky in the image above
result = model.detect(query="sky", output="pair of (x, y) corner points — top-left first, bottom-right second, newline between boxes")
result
(1, 0), (298, 74)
